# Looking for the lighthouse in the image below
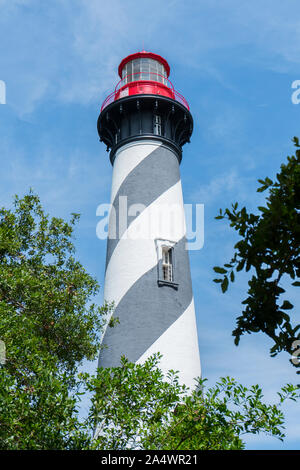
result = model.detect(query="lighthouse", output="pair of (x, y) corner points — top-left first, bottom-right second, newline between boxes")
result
(97, 51), (201, 389)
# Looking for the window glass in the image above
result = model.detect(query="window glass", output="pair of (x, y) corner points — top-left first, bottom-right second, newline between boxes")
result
(153, 114), (162, 136)
(122, 58), (167, 84)
(149, 59), (157, 82)
(157, 61), (161, 82)
(140, 58), (149, 81)
(162, 246), (173, 282)
(123, 63), (127, 83)
(132, 59), (140, 82)
(130, 61), (134, 83)
(160, 63), (167, 85)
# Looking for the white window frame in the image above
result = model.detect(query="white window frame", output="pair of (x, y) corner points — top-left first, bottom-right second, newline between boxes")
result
(155, 239), (178, 287)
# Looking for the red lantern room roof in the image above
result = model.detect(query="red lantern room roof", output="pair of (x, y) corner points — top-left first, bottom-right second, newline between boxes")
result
(100, 51), (189, 112)
(118, 50), (171, 78)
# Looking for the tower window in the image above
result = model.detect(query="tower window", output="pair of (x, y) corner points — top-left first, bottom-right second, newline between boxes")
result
(153, 115), (162, 136)
(162, 246), (173, 282)
(155, 239), (178, 289)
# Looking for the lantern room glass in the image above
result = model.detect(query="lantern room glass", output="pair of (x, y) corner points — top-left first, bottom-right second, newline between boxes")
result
(121, 58), (167, 86)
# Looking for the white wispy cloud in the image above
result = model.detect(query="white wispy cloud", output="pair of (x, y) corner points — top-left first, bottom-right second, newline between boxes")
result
(191, 169), (256, 206)
(2, 0), (300, 114)
(0, 133), (111, 218)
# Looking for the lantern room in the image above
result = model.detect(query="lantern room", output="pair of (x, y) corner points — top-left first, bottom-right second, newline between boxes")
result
(100, 50), (190, 111)
(118, 51), (170, 84)
(116, 51), (174, 102)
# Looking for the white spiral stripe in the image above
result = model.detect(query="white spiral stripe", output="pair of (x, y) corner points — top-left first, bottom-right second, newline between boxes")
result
(104, 180), (186, 309)
(136, 298), (201, 389)
(110, 140), (162, 204)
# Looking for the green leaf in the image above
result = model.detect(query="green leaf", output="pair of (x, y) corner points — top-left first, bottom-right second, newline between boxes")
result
(213, 267), (227, 274)
(221, 276), (229, 293)
(236, 260), (245, 272)
(280, 301), (294, 310)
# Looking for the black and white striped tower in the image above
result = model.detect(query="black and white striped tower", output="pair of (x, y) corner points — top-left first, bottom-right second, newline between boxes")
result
(97, 51), (201, 389)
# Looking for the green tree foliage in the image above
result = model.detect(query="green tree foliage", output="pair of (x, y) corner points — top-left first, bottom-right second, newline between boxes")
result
(0, 192), (108, 448)
(213, 137), (300, 372)
(0, 192), (298, 449)
(84, 354), (298, 450)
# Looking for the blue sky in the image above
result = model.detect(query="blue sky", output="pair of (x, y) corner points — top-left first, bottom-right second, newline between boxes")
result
(0, 0), (299, 449)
